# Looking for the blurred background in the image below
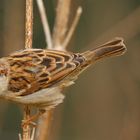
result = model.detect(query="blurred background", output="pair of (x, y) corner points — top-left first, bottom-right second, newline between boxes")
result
(0, 0), (140, 140)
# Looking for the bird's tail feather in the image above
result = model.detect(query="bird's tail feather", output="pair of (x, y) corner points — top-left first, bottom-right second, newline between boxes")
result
(82, 37), (126, 62)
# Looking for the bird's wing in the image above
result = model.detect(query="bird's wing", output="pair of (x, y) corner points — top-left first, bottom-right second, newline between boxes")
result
(7, 49), (85, 96)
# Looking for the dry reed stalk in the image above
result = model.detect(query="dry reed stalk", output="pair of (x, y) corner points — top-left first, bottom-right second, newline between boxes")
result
(22, 0), (33, 139)
(35, 110), (54, 140)
(52, 0), (71, 49)
(36, 0), (52, 49)
(25, 0), (33, 49)
(62, 6), (82, 48)
(22, 106), (31, 140)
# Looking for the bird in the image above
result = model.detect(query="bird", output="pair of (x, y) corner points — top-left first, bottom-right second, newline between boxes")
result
(0, 37), (126, 110)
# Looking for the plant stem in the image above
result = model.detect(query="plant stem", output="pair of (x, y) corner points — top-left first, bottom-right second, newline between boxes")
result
(36, 0), (53, 49)
(63, 6), (82, 48)
(22, 0), (33, 139)
(22, 106), (31, 140)
(52, 0), (71, 49)
(35, 110), (54, 140)
(25, 0), (33, 49)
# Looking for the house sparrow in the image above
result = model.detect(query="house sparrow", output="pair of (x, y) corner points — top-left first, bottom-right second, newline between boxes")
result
(0, 37), (126, 109)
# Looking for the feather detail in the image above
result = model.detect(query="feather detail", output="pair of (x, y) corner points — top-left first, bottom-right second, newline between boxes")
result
(0, 37), (127, 107)
(81, 37), (126, 63)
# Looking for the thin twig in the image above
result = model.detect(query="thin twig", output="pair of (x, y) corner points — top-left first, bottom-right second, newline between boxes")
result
(36, 0), (53, 49)
(25, 0), (33, 49)
(63, 6), (82, 48)
(52, 0), (71, 49)
(22, 106), (31, 140)
(19, 134), (22, 140)
(31, 127), (36, 140)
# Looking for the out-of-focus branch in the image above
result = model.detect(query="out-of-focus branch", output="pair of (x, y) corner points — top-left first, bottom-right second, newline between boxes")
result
(36, 0), (53, 49)
(63, 6), (82, 48)
(52, 0), (71, 49)
(89, 6), (140, 47)
(25, 0), (33, 49)
(35, 110), (54, 140)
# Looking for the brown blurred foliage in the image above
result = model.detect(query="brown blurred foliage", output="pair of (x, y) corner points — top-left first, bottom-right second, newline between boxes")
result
(0, 0), (140, 140)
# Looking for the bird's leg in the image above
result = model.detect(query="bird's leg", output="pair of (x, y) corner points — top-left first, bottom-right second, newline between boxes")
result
(22, 109), (46, 127)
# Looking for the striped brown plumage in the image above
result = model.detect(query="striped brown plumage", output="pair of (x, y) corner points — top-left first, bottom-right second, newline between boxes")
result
(8, 49), (85, 95)
(0, 37), (126, 108)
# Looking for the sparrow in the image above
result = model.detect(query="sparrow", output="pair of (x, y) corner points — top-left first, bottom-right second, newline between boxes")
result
(0, 37), (126, 109)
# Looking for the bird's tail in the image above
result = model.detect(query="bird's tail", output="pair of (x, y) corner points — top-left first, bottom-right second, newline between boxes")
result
(81, 37), (126, 63)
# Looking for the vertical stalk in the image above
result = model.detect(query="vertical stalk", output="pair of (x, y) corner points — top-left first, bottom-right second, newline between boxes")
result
(52, 0), (71, 49)
(22, 106), (31, 140)
(25, 0), (33, 49)
(22, 0), (33, 139)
